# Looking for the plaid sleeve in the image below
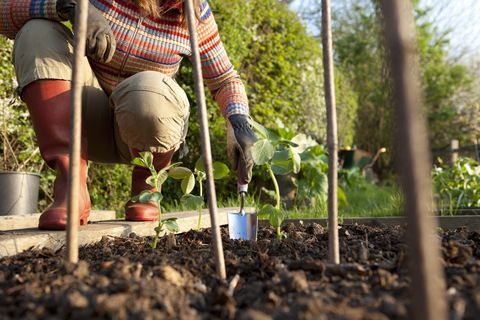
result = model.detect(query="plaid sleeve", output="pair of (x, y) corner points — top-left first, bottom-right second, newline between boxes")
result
(195, 0), (249, 118)
(0, 0), (62, 39)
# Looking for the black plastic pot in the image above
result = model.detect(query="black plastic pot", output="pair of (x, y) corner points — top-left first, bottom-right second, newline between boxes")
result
(0, 171), (40, 215)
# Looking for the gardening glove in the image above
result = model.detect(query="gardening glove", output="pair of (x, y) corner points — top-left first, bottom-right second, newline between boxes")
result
(56, 0), (116, 63)
(227, 114), (258, 185)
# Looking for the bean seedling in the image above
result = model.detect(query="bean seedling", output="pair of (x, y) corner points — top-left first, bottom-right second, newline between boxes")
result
(251, 120), (316, 240)
(131, 152), (180, 249)
(169, 157), (230, 230)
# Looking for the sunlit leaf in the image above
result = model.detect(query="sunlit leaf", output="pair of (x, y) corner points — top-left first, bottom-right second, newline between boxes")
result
(213, 162), (230, 179)
(163, 218), (179, 233)
(291, 134), (317, 153)
(258, 203), (277, 220)
(251, 139), (274, 165)
(169, 166), (192, 179)
(258, 204), (285, 228)
(181, 174), (195, 194)
(269, 209), (286, 229)
(195, 157), (204, 172)
(131, 157), (147, 168)
(249, 119), (269, 139)
(157, 171), (169, 186)
(181, 194), (204, 208)
(141, 152), (154, 169)
(290, 147), (301, 174)
(145, 176), (156, 188)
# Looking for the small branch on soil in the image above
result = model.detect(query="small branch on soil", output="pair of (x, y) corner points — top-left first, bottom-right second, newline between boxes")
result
(227, 274), (240, 297)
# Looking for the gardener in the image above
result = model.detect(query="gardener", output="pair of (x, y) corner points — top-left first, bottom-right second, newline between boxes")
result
(0, 0), (256, 229)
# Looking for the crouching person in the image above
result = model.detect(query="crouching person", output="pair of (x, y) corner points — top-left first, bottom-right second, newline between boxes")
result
(2, 0), (256, 229)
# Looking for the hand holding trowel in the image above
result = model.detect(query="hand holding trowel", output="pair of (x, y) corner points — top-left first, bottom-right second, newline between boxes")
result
(227, 115), (258, 240)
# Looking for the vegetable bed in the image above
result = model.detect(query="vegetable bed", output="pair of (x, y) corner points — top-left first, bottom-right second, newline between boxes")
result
(1, 223), (479, 319)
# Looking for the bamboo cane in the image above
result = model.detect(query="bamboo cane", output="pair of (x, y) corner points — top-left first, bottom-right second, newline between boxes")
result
(184, 0), (226, 280)
(66, 0), (89, 264)
(381, 2), (447, 319)
(321, 0), (340, 264)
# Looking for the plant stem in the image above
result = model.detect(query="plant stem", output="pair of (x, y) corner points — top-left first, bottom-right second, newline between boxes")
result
(197, 180), (203, 230)
(151, 199), (162, 249)
(267, 164), (281, 210)
(267, 164), (283, 240)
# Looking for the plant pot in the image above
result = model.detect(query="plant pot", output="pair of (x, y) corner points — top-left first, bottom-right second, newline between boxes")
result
(0, 171), (41, 215)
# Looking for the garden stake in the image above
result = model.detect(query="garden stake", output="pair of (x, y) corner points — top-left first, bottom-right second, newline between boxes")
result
(66, 0), (89, 264)
(381, 2), (447, 320)
(321, 0), (340, 264)
(185, 0), (226, 280)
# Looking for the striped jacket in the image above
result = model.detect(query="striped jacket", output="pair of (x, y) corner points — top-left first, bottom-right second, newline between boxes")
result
(0, 0), (249, 117)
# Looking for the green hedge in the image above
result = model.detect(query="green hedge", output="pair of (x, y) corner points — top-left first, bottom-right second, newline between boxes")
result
(0, 0), (358, 213)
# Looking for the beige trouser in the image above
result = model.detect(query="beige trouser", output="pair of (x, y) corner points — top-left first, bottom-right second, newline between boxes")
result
(13, 19), (190, 164)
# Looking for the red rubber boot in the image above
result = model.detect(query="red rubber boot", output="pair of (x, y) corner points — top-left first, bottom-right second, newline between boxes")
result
(125, 149), (174, 221)
(22, 80), (91, 230)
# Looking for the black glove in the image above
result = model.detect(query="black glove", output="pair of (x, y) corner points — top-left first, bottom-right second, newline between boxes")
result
(56, 0), (116, 63)
(227, 114), (258, 185)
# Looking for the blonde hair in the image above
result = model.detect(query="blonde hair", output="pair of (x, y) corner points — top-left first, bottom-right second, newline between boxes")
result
(134, 0), (202, 20)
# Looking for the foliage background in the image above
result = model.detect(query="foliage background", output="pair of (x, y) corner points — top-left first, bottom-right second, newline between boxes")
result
(1, 0), (477, 214)
(1, 0), (345, 213)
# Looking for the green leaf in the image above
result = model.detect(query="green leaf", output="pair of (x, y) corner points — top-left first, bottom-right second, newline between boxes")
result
(169, 167), (192, 179)
(157, 171), (169, 186)
(181, 174), (195, 194)
(140, 152), (154, 169)
(139, 191), (163, 203)
(291, 134), (317, 153)
(145, 176), (156, 188)
(258, 204), (285, 229)
(251, 139), (275, 165)
(131, 157), (147, 168)
(271, 161), (293, 175)
(258, 204), (277, 220)
(181, 194), (204, 208)
(213, 162), (230, 180)
(163, 218), (179, 233)
(272, 150), (291, 163)
(162, 162), (182, 172)
(154, 226), (163, 234)
(196, 171), (206, 182)
(249, 119), (269, 139)
(269, 209), (286, 229)
(338, 187), (348, 206)
(290, 147), (301, 174)
(249, 118), (280, 142)
(195, 157), (205, 172)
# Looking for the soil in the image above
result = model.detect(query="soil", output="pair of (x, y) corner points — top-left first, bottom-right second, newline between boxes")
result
(1, 223), (480, 320)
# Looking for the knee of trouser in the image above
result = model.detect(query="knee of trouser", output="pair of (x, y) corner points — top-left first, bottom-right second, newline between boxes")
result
(112, 71), (190, 153)
(13, 19), (75, 94)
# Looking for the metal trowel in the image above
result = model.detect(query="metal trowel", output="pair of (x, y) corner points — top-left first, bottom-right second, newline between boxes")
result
(227, 184), (258, 240)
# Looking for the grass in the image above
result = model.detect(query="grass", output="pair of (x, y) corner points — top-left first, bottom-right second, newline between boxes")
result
(287, 182), (403, 220)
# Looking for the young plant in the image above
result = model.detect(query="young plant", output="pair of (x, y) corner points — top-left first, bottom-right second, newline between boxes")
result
(169, 157), (230, 230)
(250, 120), (316, 240)
(131, 151), (180, 249)
(432, 157), (480, 215)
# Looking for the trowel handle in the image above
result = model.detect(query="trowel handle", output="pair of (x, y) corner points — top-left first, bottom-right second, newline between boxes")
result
(238, 183), (248, 193)
(238, 183), (248, 213)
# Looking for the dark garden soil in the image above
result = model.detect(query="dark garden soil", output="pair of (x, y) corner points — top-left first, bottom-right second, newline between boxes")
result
(1, 223), (480, 320)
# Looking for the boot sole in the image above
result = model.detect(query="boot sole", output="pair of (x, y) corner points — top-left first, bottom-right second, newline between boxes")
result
(38, 210), (90, 230)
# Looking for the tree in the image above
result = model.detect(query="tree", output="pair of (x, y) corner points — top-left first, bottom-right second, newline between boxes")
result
(298, 0), (476, 164)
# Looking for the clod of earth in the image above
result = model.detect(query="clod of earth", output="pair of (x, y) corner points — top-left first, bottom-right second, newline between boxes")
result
(1, 224), (480, 319)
